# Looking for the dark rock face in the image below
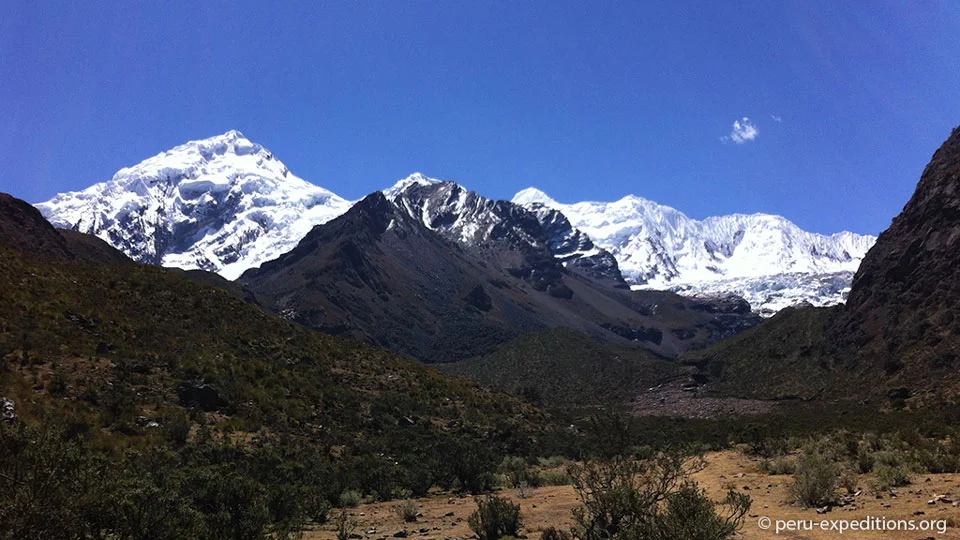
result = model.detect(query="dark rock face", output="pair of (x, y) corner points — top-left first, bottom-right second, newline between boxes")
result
(835, 126), (960, 382)
(687, 294), (753, 315)
(177, 381), (227, 412)
(0, 193), (73, 260)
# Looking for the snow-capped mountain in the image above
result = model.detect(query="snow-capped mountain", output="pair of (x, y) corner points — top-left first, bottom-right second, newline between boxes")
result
(388, 180), (626, 286)
(35, 131), (352, 279)
(512, 187), (877, 313)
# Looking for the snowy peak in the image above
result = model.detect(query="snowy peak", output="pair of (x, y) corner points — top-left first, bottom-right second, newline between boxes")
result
(512, 187), (557, 207)
(383, 172), (444, 199)
(513, 187), (877, 312)
(391, 181), (626, 287)
(36, 131), (352, 279)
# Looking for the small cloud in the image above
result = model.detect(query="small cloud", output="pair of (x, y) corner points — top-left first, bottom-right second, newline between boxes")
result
(770, 114), (782, 123)
(721, 117), (759, 144)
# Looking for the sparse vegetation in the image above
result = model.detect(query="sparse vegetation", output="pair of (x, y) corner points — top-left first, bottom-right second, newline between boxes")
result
(873, 464), (911, 490)
(791, 451), (838, 507)
(758, 456), (796, 475)
(468, 495), (522, 540)
(395, 499), (419, 523)
(340, 490), (363, 508)
(568, 449), (750, 540)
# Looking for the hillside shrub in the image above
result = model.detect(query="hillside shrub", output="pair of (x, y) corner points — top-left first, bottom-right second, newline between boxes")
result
(468, 496), (522, 540)
(395, 499), (418, 523)
(791, 452), (838, 507)
(569, 450), (749, 540)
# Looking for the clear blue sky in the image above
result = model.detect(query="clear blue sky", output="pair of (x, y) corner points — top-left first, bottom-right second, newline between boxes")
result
(2, 1), (959, 235)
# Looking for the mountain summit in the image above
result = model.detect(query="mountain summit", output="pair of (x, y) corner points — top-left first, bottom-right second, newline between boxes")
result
(36, 131), (352, 279)
(512, 189), (877, 313)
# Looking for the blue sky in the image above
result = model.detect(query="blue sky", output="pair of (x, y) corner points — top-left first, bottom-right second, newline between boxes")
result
(2, 1), (959, 236)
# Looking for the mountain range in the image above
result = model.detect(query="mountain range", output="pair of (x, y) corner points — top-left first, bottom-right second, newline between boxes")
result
(37, 131), (875, 313)
(512, 188), (876, 314)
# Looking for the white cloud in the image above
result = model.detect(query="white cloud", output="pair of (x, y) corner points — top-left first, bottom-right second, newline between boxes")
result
(770, 114), (782, 123)
(723, 117), (759, 144)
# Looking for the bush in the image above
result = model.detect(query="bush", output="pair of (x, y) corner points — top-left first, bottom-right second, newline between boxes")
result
(839, 469), (859, 494)
(538, 456), (570, 469)
(395, 499), (418, 523)
(450, 440), (498, 494)
(339, 489), (363, 508)
(873, 465), (910, 491)
(758, 457), (796, 476)
(915, 440), (960, 474)
(856, 449), (876, 474)
(334, 510), (356, 540)
(500, 456), (534, 488)
(791, 452), (838, 507)
(569, 450), (749, 540)
(539, 469), (572, 486)
(659, 483), (752, 540)
(541, 526), (572, 540)
(468, 496), (522, 540)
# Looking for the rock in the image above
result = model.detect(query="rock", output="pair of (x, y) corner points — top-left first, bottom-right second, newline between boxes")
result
(816, 506), (830, 514)
(177, 381), (227, 411)
(687, 293), (752, 315)
(1, 397), (16, 424)
(393, 531), (408, 538)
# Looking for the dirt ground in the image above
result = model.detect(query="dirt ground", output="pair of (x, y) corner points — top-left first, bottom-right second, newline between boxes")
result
(305, 450), (960, 540)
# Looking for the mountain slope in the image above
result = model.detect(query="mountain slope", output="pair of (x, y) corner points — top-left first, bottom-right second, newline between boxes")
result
(685, 125), (960, 401)
(834, 125), (960, 383)
(0, 191), (546, 515)
(35, 131), (352, 279)
(513, 188), (876, 313)
(441, 327), (682, 408)
(241, 184), (761, 363)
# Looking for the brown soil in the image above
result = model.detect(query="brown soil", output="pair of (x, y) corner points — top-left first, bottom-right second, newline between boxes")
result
(305, 450), (960, 540)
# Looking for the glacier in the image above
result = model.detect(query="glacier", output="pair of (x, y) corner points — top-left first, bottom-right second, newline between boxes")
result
(512, 187), (877, 313)
(35, 131), (352, 280)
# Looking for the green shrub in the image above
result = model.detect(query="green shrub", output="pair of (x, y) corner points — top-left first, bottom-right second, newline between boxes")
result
(914, 440), (960, 474)
(450, 440), (498, 494)
(500, 456), (534, 488)
(873, 464), (910, 491)
(569, 450), (749, 540)
(659, 483), (752, 540)
(395, 499), (418, 523)
(339, 489), (363, 508)
(856, 448), (876, 474)
(538, 469), (572, 486)
(758, 457), (796, 475)
(538, 456), (570, 469)
(468, 496), (522, 540)
(790, 452), (838, 507)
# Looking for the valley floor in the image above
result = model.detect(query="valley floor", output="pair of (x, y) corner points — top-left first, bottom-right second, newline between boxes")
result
(307, 450), (960, 540)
